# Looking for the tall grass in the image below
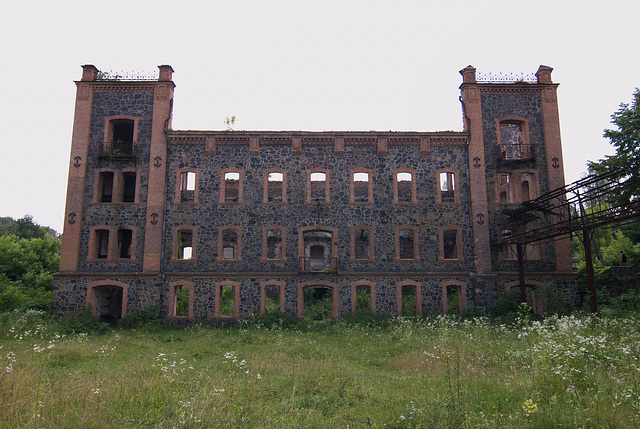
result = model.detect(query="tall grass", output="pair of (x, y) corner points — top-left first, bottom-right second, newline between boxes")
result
(1, 310), (639, 427)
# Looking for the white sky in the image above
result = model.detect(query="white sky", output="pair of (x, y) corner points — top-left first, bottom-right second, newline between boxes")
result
(1, 0), (638, 234)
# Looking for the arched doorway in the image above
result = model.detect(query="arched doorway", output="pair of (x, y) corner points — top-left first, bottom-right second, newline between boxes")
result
(87, 281), (128, 324)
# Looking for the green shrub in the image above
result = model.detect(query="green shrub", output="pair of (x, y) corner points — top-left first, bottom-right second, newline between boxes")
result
(117, 306), (161, 329)
(491, 290), (520, 317)
(56, 307), (110, 335)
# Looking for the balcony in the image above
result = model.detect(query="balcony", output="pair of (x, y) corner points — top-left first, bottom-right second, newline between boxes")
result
(299, 257), (338, 274)
(98, 141), (137, 159)
(499, 144), (532, 161)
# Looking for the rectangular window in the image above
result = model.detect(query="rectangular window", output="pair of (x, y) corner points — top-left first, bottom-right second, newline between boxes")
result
(180, 171), (196, 203)
(224, 172), (240, 203)
(178, 230), (193, 260)
(99, 172), (114, 203)
(267, 172), (284, 203)
(394, 170), (416, 204)
(266, 229), (282, 260)
(399, 229), (415, 260)
(353, 172), (370, 203)
(310, 172), (327, 202)
(443, 229), (458, 260)
(353, 229), (371, 260)
(117, 229), (132, 259)
(96, 229), (109, 259)
(498, 173), (511, 203)
(222, 229), (238, 260)
(122, 172), (136, 203)
(439, 172), (456, 203)
(174, 285), (190, 317)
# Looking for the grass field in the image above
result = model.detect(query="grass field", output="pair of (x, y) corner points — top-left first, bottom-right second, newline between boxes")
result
(1, 310), (639, 428)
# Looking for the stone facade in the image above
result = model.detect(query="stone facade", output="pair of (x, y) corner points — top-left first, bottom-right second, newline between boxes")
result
(53, 64), (577, 322)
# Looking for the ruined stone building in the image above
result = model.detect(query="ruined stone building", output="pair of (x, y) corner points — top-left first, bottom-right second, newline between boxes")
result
(52, 64), (576, 321)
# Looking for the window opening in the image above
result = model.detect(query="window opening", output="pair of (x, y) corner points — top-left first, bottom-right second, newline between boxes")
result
(96, 229), (109, 259)
(224, 172), (240, 203)
(219, 284), (235, 317)
(112, 120), (134, 143)
(303, 286), (332, 322)
(440, 172), (456, 203)
(443, 229), (458, 260)
(178, 230), (193, 260)
(446, 284), (461, 314)
(95, 286), (123, 322)
(498, 173), (511, 203)
(353, 172), (370, 203)
(355, 285), (373, 314)
(174, 285), (190, 317)
(267, 172), (284, 202)
(99, 172), (114, 203)
(353, 229), (370, 260)
(122, 172), (136, 203)
(310, 172), (327, 202)
(180, 171), (196, 203)
(117, 229), (132, 259)
(222, 229), (238, 260)
(399, 229), (415, 260)
(302, 230), (334, 271)
(264, 284), (281, 313)
(397, 172), (413, 202)
(266, 229), (282, 260)
(401, 284), (417, 316)
(500, 123), (523, 159)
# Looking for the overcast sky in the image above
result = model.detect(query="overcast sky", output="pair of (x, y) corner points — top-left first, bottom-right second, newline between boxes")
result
(1, 0), (638, 234)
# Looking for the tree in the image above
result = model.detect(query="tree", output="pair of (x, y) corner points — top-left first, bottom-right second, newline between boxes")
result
(0, 216), (61, 311)
(588, 88), (640, 243)
(589, 89), (640, 202)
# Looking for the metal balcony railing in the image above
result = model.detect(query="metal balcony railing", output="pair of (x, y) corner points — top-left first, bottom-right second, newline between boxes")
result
(499, 144), (532, 161)
(98, 141), (137, 158)
(299, 257), (338, 273)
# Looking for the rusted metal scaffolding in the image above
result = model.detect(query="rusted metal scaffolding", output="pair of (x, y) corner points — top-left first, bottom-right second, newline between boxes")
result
(502, 169), (640, 313)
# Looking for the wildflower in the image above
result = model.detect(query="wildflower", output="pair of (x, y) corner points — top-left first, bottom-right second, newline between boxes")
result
(522, 399), (538, 415)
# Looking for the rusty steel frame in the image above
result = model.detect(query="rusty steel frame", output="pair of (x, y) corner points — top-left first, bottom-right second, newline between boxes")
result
(501, 169), (640, 313)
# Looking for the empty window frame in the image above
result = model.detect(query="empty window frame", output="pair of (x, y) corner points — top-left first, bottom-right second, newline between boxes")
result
(216, 281), (240, 318)
(350, 169), (373, 204)
(497, 118), (530, 160)
(307, 170), (330, 204)
(122, 172), (136, 203)
(178, 170), (197, 203)
(221, 170), (242, 203)
(263, 227), (285, 261)
(219, 226), (242, 261)
(96, 229), (110, 259)
(117, 229), (133, 259)
(351, 226), (374, 261)
(108, 118), (136, 156)
(169, 282), (194, 318)
(264, 170), (286, 203)
(394, 169), (416, 204)
(177, 229), (194, 260)
(98, 172), (114, 203)
(438, 170), (457, 203)
(440, 227), (462, 261)
(498, 172), (512, 203)
(396, 226), (419, 261)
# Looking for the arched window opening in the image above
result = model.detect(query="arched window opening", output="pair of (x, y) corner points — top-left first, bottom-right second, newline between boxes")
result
(440, 172), (456, 203)
(94, 286), (123, 323)
(354, 284), (373, 314)
(99, 172), (114, 203)
(310, 172), (327, 202)
(222, 229), (238, 260)
(267, 172), (284, 202)
(302, 230), (335, 271)
(219, 284), (236, 317)
(353, 172), (370, 203)
(398, 229), (415, 260)
(446, 284), (461, 314)
(224, 172), (240, 203)
(173, 285), (190, 317)
(266, 229), (282, 260)
(178, 230), (193, 260)
(96, 229), (110, 259)
(443, 229), (458, 260)
(180, 171), (196, 202)
(302, 286), (333, 322)
(264, 284), (281, 313)
(117, 229), (132, 259)
(400, 284), (417, 316)
(396, 172), (413, 203)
